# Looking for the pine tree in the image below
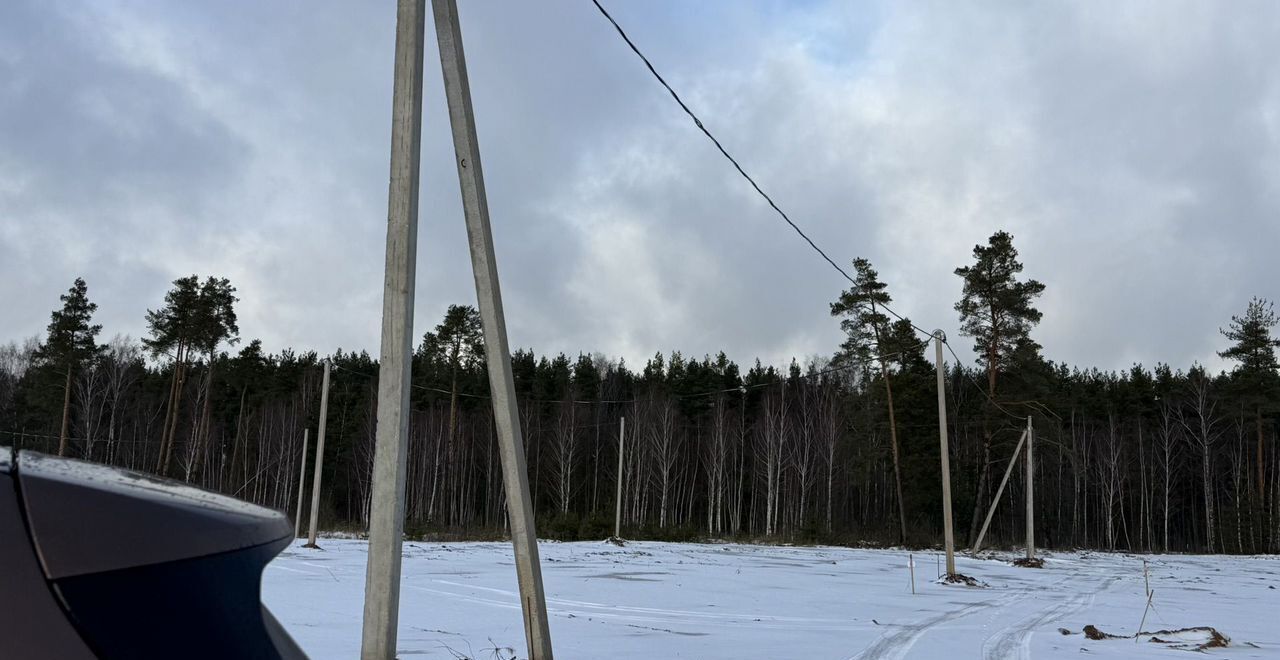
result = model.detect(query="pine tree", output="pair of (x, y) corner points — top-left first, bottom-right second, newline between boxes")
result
(144, 275), (239, 476)
(1218, 297), (1280, 501)
(190, 277), (239, 480)
(33, 277), (103, 456)
(830, 257), (909, 543)
(954, 230), (1044, 543)
(419, 304), (485, 446)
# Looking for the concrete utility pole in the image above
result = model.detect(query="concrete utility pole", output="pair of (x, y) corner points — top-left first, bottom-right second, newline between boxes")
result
(1025, 416), (1035, 560)
(305, 360), (332, 549)
(431, 0), (553, 657)
(615, 416), (625, 538)
(295, 429), (309, 539)
(360, 0), (426, 656)
(971, 427), (1028, 555)
(934, 331), (956, 577)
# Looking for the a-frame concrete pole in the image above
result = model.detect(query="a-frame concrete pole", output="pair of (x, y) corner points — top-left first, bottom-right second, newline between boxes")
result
(431, 0), (554, 657)
(934, 331), (956, 577)
(360, 0), (426, 656)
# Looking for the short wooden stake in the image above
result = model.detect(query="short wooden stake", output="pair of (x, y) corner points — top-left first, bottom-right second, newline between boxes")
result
(909, 554), (916, 595)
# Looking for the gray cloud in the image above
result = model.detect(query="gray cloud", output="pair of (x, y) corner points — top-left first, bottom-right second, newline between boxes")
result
(2, 0), (1277, 373)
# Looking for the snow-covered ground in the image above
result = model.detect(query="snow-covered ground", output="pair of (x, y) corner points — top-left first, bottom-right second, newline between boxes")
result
(263, 539), (1279, 659)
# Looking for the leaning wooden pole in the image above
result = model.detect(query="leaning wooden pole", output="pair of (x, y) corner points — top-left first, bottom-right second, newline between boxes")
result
(432, 0), (553, 656)
(360, 0), (426, 656)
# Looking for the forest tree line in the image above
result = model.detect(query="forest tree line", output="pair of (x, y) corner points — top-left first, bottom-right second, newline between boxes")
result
(1, 231), (1277, 554)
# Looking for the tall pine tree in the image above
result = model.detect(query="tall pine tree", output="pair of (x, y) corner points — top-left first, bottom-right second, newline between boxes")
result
(954, 230), (1044, 543)
(418, 304), (485, 448)
(1218, 297), (1280, 501)
(144, 275), (239, 475)
(831, 257), (909, 544)
(34, 277), (103, 456)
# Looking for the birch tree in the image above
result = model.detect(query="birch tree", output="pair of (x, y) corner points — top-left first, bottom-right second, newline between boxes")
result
(1180, 366), (1222, 552)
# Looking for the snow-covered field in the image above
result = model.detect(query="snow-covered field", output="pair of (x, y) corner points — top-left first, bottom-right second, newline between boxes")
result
(264, 539), (1279, 659)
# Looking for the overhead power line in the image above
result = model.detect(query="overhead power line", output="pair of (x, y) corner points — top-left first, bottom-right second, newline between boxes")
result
(942, 339), (1028, 422)
(587, 1), (1065, 424)
(587, 0), (931, 339)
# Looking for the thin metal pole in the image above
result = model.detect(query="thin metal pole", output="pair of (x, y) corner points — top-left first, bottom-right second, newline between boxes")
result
(971, 428), (1028, 555)
(360, 0), (426, 655)
(1026, 415), (1035, 560)
(615, 416), (625, 538)
(431, 0), (553, 656)
(305, 360), (332, 549)
(934, 331), (956, 577)
(295, 429), (309, 539)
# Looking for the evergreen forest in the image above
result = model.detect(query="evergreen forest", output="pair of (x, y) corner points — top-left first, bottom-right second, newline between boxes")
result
(3, 231), (1278, 555)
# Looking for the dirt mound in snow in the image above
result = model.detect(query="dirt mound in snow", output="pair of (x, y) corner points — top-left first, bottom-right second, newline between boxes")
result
(937, 573), (985, 587)
(1081, 624), (1230, 651)
(1082, 625), (1124, 640)
(1011, 557), (1044, 568)
(1143, 626), (1230, 650)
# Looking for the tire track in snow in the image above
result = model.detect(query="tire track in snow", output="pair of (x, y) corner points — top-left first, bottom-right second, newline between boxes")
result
(979, 576), (1118, 660)
(847, 576), (1075, 660)
(848, 601), (996, 660)
(407, 582), (863, 633)
(431, 579), (854, 625)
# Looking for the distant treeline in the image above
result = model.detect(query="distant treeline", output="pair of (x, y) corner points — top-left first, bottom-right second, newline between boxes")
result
(1, 232), (1277, 554)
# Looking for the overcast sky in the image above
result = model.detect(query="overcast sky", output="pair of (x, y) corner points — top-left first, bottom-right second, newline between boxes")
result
(2, 1), (1277, 372)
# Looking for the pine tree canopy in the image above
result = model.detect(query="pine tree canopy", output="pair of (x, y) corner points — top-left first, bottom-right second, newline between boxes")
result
(142, 275), (240, 360)
(830, 257), (895, 366)
(954, 231), (1045, 379)
(33, 277), (102, 370)
(1219, 297), (1280, 376)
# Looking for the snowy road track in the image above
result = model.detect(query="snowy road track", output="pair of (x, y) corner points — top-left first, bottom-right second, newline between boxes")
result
(850, 600), (995, 660)
(264, 540), (1280, 659)
(979, 577), (1115, 660)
